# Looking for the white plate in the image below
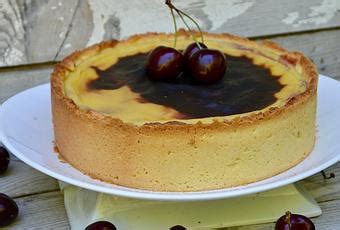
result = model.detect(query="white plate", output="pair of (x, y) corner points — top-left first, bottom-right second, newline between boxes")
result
(0, 75), (339, 201)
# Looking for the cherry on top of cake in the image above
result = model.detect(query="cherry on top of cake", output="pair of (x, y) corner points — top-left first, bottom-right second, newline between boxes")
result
(145, 0), (227, 85)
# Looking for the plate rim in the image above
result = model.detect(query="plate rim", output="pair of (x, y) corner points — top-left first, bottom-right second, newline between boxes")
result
(0, 74), (339, 201)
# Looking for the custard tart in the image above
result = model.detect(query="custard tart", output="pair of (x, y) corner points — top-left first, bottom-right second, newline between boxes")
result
(51, 31), (317, 192)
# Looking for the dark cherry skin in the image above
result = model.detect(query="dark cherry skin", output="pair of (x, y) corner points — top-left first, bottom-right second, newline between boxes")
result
(187, 48), (226, 84)
(183, 42), (207, 62)
(170, 225), (186, 230)
(85, 221), (116, 230)
(0, 193), (19, 227)
(147, 46), (184, 81)
(0, 147), (10, 174)
(275, 212), (315, 230)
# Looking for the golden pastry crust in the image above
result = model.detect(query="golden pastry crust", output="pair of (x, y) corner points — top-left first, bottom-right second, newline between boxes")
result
(51, 30), (317, 127)
(51, 30), (318, 191)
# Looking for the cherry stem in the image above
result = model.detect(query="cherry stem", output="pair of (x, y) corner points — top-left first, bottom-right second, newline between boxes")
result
(285, 211), (292, 230)
(165, 0), (204, 47)
(321, 170), (335, 180)
(176, 11), (202, 49)
(169, 7), (178, 48)
(175, 8), (204, 44)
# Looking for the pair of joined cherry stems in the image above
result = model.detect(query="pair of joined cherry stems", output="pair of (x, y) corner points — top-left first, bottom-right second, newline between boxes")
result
(146, 0), (227, 85)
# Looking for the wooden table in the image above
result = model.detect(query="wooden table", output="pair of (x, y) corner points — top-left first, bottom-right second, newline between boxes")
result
(0, 1), (340, 229)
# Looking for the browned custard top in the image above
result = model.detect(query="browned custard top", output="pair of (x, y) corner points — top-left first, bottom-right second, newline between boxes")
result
(63, 34), (308, 125)
(87, 53), (283, 119)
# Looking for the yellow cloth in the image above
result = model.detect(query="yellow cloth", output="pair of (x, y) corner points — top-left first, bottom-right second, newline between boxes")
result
(59, 183), (321, 230)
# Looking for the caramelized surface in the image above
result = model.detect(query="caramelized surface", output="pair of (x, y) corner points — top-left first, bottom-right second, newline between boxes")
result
(87, 53), (283, 119)
(63, 34), (308, 124)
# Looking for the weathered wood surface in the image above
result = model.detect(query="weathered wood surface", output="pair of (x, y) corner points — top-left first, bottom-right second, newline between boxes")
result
(301, 163), (340, 203)
(0, 0), (340, 67)
(7, 191), (70, 229)
(0, 65), (52, 103)
(269, 29), (340, 80)
(0, 160), (59, 198)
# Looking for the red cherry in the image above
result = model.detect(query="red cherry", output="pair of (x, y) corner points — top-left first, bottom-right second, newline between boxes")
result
(183, 42), (207, 61)
(275, 212), (315, 230)
(147, 46), (184, 81)
(0, 147), (10, 174)
(170, 225), (186, 230)
(0, 193), (19, 227)
(187, 48), (226, 84)
(85, 221), (116, 230)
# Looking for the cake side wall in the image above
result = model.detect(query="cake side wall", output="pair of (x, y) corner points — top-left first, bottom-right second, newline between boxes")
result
(51, 83), (316, 192)
(124, 94), (317, 191)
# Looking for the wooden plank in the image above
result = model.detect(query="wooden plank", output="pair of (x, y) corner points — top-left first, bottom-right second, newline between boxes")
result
(1, 0), (340, 67)
(0, 160), (59, 198)
(0, 65), (60, 198)
(55, 0), (93, 61)
(0, 0), (27, 66)
(0, 64), (53, 103)
(0, 64), (53, 161)
(23, 0), (80, 64)
(267, 29), (340, 80)
(3, 191), (70, 230)
(300, 163), (340, 203)
(316, 199), (340, 229)
(0, 0), (78, 67)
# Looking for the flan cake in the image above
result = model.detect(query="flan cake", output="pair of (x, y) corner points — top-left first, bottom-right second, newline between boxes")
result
(51, 31), (318, 192)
